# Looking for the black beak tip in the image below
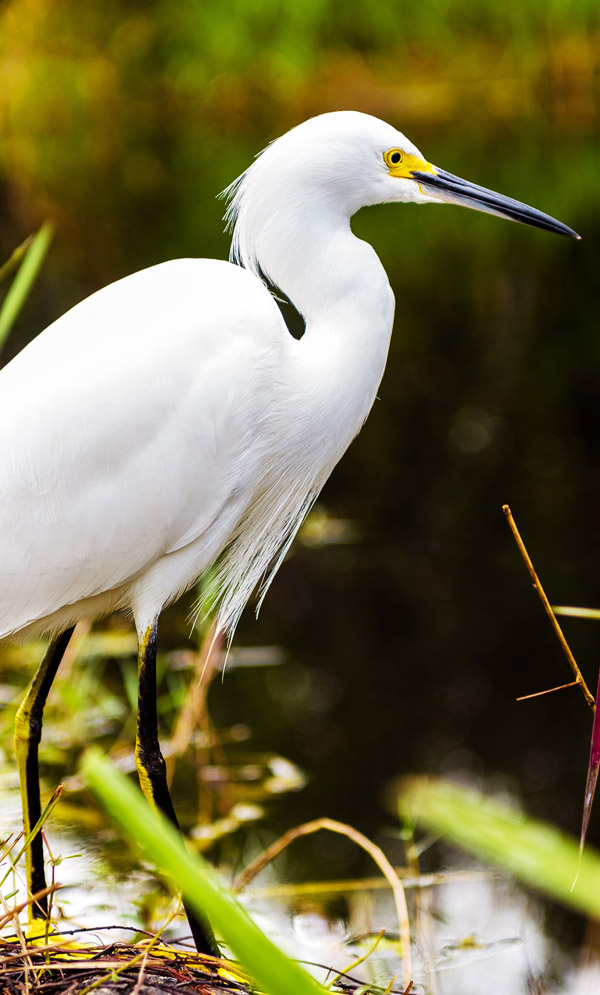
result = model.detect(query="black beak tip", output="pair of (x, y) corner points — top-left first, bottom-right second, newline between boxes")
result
(411, 168), (581, 242)
(557, 224), (581, 240)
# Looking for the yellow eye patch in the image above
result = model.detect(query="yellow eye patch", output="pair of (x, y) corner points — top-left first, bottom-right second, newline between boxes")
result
(384, 147), (436, 180)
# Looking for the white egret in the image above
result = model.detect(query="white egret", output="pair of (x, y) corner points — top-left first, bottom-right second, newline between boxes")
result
(1, 111), (578, 952)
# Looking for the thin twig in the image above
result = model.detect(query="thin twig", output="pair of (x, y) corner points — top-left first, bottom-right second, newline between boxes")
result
(517, 681), (579, 701)
(503, 504), (595, 711)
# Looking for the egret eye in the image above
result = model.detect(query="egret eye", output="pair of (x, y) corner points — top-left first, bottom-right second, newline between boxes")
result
(384, 149), (403, 168)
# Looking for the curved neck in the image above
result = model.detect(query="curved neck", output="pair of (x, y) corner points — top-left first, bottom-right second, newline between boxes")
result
(271, 217), (396, 459)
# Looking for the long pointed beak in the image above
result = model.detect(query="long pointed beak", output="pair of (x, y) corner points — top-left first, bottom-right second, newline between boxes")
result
(412, 167), (580, 240)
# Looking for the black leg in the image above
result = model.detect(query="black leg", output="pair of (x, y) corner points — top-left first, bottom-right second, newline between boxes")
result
(14, 627), (75, 920)
(135, 618), (219, 956)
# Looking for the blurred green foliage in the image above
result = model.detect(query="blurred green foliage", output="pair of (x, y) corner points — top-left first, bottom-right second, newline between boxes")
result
(1, 0), (599, 284)
(399, 776), (600, 917)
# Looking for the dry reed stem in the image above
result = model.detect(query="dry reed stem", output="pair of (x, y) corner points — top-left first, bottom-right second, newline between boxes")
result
(2, 785), (64, 887)
(131, 942), (152, 995)
(59, 619), (92, 674)
(502, 504), (595, 711)
(170, 620), (222, 759)
(0, 888), (33, 993)
(0, 884), (61, 931)
(168, 622), (234, 820)
(233, 816), (412, 988)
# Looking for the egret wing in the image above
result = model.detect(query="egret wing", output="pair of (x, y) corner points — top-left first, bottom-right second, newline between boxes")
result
(0, 259), (286, 637)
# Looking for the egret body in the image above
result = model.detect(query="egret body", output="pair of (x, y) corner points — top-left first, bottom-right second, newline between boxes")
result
(1, 111), (578, 951)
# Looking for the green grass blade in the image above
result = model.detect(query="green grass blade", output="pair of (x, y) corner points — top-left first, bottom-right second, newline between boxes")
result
(0, 221), (53, 354)
(0, 234), (34, 284)
(398, 776), (600, 918)
(80, 748), (325, 995)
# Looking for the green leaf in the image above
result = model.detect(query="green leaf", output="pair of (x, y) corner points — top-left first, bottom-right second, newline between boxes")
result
(80, 748), (325, 995)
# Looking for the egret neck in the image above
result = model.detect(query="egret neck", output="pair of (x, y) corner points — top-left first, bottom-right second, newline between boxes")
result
(258, 206), (396, 456)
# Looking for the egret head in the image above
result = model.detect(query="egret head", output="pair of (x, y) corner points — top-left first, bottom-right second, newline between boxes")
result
(225, 111), (578, 289)
(225, 111), (433, 244)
